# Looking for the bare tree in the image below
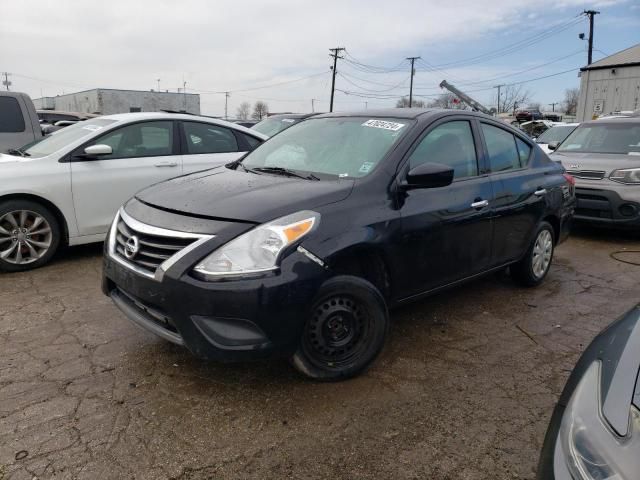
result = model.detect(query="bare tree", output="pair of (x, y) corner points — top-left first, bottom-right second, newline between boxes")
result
(396, 96), (426, 108)
(563, 88), (579, 115)
(251, 101), (269, 120)
(426, 93), (466, 110)
(500, 85), (531, 114)
(236, 101), (251, 120)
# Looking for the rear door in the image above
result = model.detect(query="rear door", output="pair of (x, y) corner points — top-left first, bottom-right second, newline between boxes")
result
(397, 117), (494, 297)
(70, 120), (182, 236)
(479, 121), (547, 265)
(180, 121), (259, 174)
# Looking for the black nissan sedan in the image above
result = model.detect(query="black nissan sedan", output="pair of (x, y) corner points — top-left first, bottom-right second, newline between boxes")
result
(103, 109), (575, 380)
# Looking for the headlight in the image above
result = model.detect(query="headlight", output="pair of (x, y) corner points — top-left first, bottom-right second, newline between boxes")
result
(193, 210), (319, 280)
(610, 168), (640, 184)
(559, 361), (640, 479)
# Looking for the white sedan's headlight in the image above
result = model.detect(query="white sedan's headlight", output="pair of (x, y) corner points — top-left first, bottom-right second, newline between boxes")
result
(559, 361), (640, 479)
(610, 168), (640, 184)
(193, 211), (319, 280)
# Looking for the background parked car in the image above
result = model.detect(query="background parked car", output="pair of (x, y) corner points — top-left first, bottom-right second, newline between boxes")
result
(550, 117), (640, 229)
(37, 110), (98, 124)
(0, 91), (42, 152)
(537, 303), (640, 479)
(103, 109), (575, 381)
(0, 112), (267, 272)
(535, 123), (579, 154)
(516, 108), (543, 122)
(252, 113), (317, 137)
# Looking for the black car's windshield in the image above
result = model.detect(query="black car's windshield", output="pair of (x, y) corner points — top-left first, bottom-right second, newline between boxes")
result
(242, 117), (411, 178)
(557, 122), (640, 154)
(24, 118), (116, 158)
(252, 117), (301, 137)
(536, 125), (577, 144)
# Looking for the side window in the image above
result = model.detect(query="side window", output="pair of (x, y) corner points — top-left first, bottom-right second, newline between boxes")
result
(515, 137), (532, 165)
(408, 121), (478, 179)
(481, 123), (521, 172)
(239, 132), (262, 150)
(88, 121), (173, 159)
(183, 122), (239, 154)
(0, 97), (26, 133)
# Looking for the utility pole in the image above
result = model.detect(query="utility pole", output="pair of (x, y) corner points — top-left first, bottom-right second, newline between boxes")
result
(494, 84), (504, 113)
(182, 80), (187, 112)
(2, 72), (11, 91)
(329, 47), (345, 113)
(364, 101), (368, 110)
(311, 98), (316, 113)
(406, 56), (420, 107)
(224, 92), (230, 119)
(156, 78), (161, 91)
(549, 102), (558, 112)
(583, 10), (600, 65)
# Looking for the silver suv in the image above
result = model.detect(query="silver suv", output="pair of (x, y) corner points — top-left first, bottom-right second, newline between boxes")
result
(550, 117), (640, 229)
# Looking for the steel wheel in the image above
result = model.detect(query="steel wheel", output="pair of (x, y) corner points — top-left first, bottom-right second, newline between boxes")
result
(302, 294), (373, 369)
(0, 210), (53, 265)
(531, 229), (553, 279)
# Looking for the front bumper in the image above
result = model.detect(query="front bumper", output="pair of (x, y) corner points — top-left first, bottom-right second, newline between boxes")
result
(102, 210), (329, 362)
(574, 186), (640, 229)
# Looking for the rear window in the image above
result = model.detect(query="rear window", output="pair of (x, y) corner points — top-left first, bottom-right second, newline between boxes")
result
(0, 97), (26, 133)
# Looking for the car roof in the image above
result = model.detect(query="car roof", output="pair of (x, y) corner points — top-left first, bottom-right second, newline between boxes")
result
(582, 117), (640, 125)
(98, 112), (268, 139)
(264, 113), (318, 120)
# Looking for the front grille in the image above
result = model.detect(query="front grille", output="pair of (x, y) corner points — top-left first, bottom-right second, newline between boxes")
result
(114, 216), (197, 275)
(566, 170), (606, 180)
(117, 287), (179, 334)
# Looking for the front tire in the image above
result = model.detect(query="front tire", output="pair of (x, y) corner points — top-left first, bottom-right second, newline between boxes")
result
(291, 275), (389, 381)
(0, 200), (61, 273)
(511, 221), (555, 287)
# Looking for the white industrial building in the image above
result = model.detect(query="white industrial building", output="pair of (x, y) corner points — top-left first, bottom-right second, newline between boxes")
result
(576, 43), (640, 121)
(33, 88), (200, 115)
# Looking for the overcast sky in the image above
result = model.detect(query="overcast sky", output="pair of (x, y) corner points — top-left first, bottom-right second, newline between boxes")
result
(1, 0), (638, 116)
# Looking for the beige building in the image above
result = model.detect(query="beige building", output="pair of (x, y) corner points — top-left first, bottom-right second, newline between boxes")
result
(576, 43), (640, 121)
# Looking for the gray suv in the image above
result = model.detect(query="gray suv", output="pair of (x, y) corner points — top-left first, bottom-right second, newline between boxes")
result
(550, 117), (640, 229)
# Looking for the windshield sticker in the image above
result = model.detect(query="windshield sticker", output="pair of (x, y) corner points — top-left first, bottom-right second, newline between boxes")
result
(362, 119), (405, 131)
(82, 125), (103, 131)
(281, 118), (295, 123)
(359, 162), (375, 173)
(338, 173), (350, 178)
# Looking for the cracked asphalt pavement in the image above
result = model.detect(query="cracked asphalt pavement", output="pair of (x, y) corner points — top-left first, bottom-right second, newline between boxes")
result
(1, 227), (640, 479)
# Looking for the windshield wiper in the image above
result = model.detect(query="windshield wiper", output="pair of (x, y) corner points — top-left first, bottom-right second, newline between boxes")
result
(6, 148), (30, 157)
(249, 166), (320, 181)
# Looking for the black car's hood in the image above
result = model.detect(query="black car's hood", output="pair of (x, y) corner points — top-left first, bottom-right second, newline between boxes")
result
(136, 166), (355, 224)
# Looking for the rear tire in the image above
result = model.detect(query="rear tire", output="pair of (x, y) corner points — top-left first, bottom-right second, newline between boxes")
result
(0, 200), (61, 273)
(511, 221), (555, 287)
(290, 275), (389, 381)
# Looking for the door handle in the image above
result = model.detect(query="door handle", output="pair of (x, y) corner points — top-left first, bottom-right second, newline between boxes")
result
(154, 161), (178, 168)
(534, 188), (547, 196)
(470, 199), (489, 209)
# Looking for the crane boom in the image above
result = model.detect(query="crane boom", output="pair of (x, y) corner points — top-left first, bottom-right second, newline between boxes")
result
(439, 80), (495, 116)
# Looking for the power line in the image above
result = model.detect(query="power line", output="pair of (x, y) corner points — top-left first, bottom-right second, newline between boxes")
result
(337, 72), (410, 93)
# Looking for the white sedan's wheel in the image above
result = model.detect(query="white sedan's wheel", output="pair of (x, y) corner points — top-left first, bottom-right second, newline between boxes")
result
(0, 210), (53, 265)
(0, 200), (61, 273)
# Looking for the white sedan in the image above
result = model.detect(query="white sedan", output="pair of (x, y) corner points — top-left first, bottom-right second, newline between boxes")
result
(0, 112), (267, 272)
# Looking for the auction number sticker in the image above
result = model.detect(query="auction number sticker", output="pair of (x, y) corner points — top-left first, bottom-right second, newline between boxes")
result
(362, 119), (405, 131)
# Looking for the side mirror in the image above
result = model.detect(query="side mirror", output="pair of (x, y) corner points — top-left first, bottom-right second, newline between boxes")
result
(403, 162), (454, 189)
(547, 141), (560, 151)
(84, 144), (113, 156)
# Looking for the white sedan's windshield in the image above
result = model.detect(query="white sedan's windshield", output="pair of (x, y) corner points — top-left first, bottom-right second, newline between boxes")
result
(25, 119), (116, 157)
(243, 117), (411, 178)
(536, 125), (577, 144)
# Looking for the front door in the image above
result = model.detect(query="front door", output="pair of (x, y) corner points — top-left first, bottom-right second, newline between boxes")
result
(396, 119), (494, 298)
(70, 120), (181, 236)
